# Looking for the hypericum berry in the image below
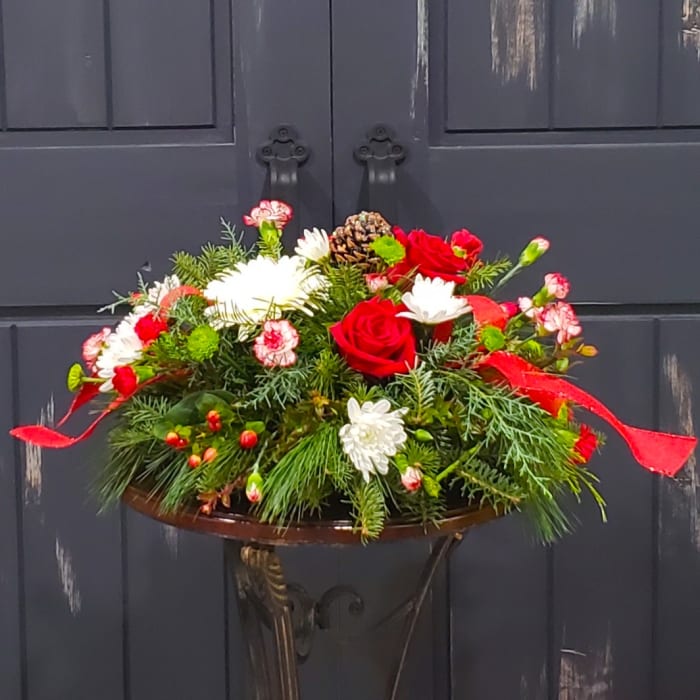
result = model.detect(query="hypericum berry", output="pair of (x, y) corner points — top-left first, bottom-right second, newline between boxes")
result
(177, 437), (189, 449)
(165, 431), (180, 447)
(199, 503), (212, 516)
(206, 410), (220, 422)
(209, 420), (222, 433)
(188, 454), (202, 469)
(203, 447), (218, 463)
(239, 430), (258, 449)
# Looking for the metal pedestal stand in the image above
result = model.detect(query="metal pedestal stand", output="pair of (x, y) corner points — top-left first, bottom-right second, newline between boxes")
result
(123, 486), (500, 700)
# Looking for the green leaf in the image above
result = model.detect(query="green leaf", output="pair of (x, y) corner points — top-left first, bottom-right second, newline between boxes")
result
(153, 390), (235, 439)
(245, 421), (266, 434)
(369, 235), (405, 266)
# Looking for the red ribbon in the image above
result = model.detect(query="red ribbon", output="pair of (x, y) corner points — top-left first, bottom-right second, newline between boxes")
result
(10, 374), (177, 449)
(479, 351), (697, 477)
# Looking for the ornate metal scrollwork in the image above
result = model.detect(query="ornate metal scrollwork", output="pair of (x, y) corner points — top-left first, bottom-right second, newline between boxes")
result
(228, 534), (463, 700)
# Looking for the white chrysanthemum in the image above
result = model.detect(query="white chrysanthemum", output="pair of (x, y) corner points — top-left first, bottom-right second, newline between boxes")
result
(339, 398), (408, 482)
(137, 274), (181, 312)
(295, 228), (330, 263)
(397, 274), (471, 325)
(95, 314), (144, 392)
(203, 255), (328, 338)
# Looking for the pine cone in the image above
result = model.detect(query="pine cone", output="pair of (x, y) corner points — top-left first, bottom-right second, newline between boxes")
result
(329, 211), (393, 271)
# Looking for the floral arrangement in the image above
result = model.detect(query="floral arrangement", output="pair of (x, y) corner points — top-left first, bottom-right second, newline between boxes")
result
(11, 201), (696, 540)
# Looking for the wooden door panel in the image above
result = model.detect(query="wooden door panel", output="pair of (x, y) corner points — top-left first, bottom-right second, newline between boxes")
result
(657, 317), (700, 699)
(553, 0), (659, 128)
(15, 322), (125, 700)
(662, 0), (700, 125)
(125, 514), (229, 700)
(0, 1), (334, 698)
(451, 516), (549, 699)
(332, 2), (699, 697)
(552, 318), (655, 700)
(2, 0), (107, 129)
(110, 0), (220, 128)
(0, 326), (21, 700)
(445, 0), (550, 130)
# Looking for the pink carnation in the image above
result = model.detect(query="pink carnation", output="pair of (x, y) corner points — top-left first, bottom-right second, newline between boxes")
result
(82, 327), (112, 370)
(541, 302), (582, 345)
(365, 273), (389, 293)
(544, 273), (570, 300)
(531, 236), (550, 253)
(518, 296), (541, 320)
(401, 466), (423, 492)
(243, 200), (293, 229)
(253, 319), (300, 368)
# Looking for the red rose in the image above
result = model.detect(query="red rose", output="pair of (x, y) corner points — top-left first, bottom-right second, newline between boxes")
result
(572, 425), (598, 465)
(330, 298), (417, 378)
(134, 312), (169, 345)
(387, 228), (469, 285)
(112, 366), (138, 396)
(450, 229), (483, 266)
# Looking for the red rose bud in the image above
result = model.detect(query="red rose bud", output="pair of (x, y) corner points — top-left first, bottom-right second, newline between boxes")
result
(519, 237), (550, 267)
(203, 447), (218, 463)
(401, 466), (423, 492)
(239, 429), (259, 449)
(450, 229), (483, 267)
(572, 425), (598, 465)
(246, 473), (263, 503)
(165, 431), (180, 447)
(112, 366), (138, 396)
(188, 454), (202, 469)
(134, 312), (169, 345)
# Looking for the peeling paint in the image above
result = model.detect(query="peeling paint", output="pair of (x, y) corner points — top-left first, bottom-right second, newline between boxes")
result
(519, 661), (547, 699)
(410, 0), (429, 120)
(24, 396), (54, 505)
(663, 354), (700, 551)
(490, 0), (546, 91)
(55, 537), (82, 615)
(681, 0), (700, 59)
(161, 524), (179, 558)
(573, 0), (618, 48)
(255, 0), (264, 33)
(559, 632), (614, 699)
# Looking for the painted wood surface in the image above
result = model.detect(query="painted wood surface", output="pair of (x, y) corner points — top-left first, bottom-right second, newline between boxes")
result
(1, 0), (699, 698)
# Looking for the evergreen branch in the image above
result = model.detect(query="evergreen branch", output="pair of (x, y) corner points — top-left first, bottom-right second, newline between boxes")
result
(349, 478), (387, 542)
(465, 257), (512, 293)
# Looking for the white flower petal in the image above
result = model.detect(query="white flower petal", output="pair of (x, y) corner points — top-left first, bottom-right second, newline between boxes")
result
(339, 397), (408, 480)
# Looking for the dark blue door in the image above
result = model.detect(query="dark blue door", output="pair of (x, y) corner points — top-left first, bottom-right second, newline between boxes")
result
(331, 1), (700, 698)
(3, 1), (700, 699)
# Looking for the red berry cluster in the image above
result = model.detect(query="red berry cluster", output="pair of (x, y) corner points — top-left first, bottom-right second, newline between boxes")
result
(207, 410), (222, 433)
(188, 447), (217, 469)
(165, 431), (188, 449)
